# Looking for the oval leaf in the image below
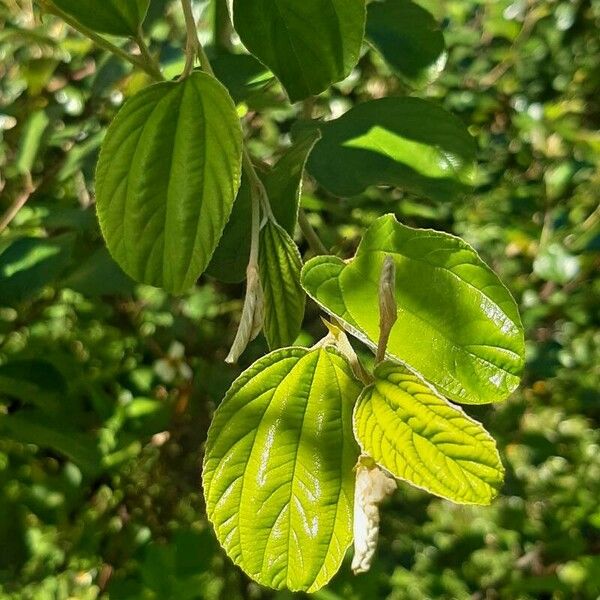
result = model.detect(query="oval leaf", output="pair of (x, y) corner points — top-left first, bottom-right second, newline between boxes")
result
(203, 347), (361, 592)
(354, 362), (504, 505)
(96, 72), (243, 293)
(307, 97), (476, 200)
(366, 0), (447, 88)
(301, 214), (525, 404)
(232, 0), (367, 102)
(52, 0), (150, 37)
(259, 220), (306, 348)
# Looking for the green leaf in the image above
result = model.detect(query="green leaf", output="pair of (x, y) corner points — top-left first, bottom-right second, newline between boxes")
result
(95, 72), (243, 293)
(203, 346), (361, 592)
(51, 0), (150, 37)
(206, 172), (252, 284)
(306, 97), (476, 200)
(0, 234), (75, 305)
(262, 131), (321, 235)
(211, 53), (273, 104)
(354, 362), (504, 505)
(366, 0), (446, 88)
(259, 220), (305, 348)
(301, 214), (525, 404)
(232, 0), (367, 102)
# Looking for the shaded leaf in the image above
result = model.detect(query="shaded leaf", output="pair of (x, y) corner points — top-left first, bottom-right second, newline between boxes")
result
(307, 97), (476, 200)
(259, 220), (305, 348)
(232, 0), (367, 102)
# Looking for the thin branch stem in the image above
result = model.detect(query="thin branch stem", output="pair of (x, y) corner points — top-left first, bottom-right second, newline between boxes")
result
(37, 0), (163, 81)
(135, 29), (163, 82)
(180, 0), (200, 78)
(0, 174), (36, 235)
(298, 209), (329, 256)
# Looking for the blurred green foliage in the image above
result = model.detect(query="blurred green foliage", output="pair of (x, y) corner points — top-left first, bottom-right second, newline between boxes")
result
(0, 0), (599, 598)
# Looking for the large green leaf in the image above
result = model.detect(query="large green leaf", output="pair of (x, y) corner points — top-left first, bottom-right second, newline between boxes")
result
(366, 0), (446, 88)
(203, 347), (361, 592)
(51, 0), (150, 37)
(96, 72), (243, 293)
(206, 172), (252, 284)
(262, 131), (321, 235)
(354, 362), (504, 505)
(301, 214), (525, 404)
(232, 0), (367, 102)
(306, 97), (476, 200)
(259, 220), (305, 348)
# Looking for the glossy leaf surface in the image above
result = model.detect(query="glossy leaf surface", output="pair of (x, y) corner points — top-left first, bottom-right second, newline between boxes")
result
(203, 347), (361, 592)
(52, 0), (150, 37)
(259, 220), (305, 348)
(307, 97), (476, 200)
(366, 0), (446, 88)
(96, 73), (243, 293)
(301, 214), (525, 404)
(232, 0), (367, 102)
(354, 362), (504, 504)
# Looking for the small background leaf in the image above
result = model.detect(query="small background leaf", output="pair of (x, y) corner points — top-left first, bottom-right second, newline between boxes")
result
(51, 0), (150, 37)
(366, 0), (447, 88)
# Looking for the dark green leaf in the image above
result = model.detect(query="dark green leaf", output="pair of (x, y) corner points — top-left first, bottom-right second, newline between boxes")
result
(307, 97), (477, 200)
(51, 0), (150, 37)
(232, 0), (367, 102)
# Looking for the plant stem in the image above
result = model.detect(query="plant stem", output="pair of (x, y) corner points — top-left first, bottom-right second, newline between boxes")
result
(298, 209), (329, 255)
(180, 0), (200, 77)
(0, 174), (36, 234)
(37, 0), (163, 81)
(135, 29), (163, 82)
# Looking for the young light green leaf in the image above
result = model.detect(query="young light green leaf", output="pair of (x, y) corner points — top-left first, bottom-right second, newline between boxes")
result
(206, 172), (252, 284)
(51, 0), (150, 37)
(95, 72), (243, 294)
(366, 0), (447, 88)
(354, 362), (505, 505)
(262, 131), (321, 235)
(301, 214), (525, 404)
(232, 0), (367, 102)
(259, 220), (306, 349)
(306, 97), (476, 200)
(203, 347), (362, 592)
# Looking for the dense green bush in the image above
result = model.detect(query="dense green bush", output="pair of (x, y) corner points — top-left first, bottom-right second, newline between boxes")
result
(0, 0), (599, 598)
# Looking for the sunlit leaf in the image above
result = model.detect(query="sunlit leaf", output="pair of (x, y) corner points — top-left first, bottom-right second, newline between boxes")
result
(95, 72), (243, 293)
(203, 347), (361, 592)
(301, 214), (525, 404)
(354, 362), (504, 504)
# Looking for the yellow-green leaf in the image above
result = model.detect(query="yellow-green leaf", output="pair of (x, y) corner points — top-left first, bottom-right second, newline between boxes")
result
(203, 347), (361, 592)
(354, 362), (504, 505)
